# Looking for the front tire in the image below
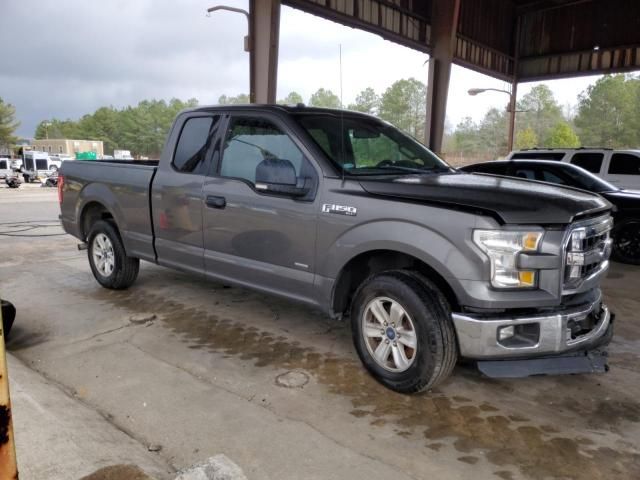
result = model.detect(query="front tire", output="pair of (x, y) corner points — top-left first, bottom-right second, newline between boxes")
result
(350, 271), (457, 393)
(612, 219), (640, 265)
(87, 220), (139, 289)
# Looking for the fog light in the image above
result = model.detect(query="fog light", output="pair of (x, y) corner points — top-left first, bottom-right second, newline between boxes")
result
(498, 325), (515, 341)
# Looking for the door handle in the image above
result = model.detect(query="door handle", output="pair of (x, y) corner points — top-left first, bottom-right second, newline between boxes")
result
(206, 195), (226, 209)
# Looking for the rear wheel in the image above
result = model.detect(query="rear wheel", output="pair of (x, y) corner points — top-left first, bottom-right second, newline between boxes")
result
(87, 220), (139, 289)
(612, 219), (640, 265)
(350, 271), (457, 393)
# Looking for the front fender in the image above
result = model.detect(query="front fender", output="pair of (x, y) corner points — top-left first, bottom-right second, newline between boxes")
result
(318, 219), (484, 294)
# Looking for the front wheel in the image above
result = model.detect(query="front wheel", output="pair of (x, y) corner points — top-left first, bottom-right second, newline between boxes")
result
(350, 271), (457, 393)
(612, 219), (640, 265)
(87, 220), (139, 289)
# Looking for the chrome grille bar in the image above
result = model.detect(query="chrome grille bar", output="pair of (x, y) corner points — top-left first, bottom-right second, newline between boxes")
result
(563, 216), (613, 293)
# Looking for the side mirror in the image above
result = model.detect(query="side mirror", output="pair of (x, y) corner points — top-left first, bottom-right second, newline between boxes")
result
(255, 159), (311, 197)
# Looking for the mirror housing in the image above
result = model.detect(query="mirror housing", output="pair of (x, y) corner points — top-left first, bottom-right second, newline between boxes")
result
(255, 159), (311, 197)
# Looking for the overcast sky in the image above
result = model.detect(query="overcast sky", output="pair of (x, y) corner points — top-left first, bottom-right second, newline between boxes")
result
(0, 0), (600, 138)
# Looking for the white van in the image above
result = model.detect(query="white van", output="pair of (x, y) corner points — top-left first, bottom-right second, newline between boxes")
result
(507, 148), (640, 190)
(21, 151), (62, 181)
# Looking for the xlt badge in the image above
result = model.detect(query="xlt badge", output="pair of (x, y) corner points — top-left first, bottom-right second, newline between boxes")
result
(322, 204), (357, 216)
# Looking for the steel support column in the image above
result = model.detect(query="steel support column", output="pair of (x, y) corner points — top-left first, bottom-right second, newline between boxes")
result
(425, 0), (460, 153)
(249, 0), (281, 104)
(507, 81), (517, 152)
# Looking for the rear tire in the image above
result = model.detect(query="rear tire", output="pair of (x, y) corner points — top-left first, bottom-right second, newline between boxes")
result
(87, 220), (139, 289)
(350, 270), (457, 393)
(612, 219), (640, 265)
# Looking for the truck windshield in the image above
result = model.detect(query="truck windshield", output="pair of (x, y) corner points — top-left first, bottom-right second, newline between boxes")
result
(294, 113), (451, 176)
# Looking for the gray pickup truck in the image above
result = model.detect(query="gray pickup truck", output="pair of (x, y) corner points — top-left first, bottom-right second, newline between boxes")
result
(59, 105), (614, 393)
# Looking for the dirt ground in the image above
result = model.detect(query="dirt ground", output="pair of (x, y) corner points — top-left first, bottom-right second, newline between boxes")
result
(2, 187), (639, 479)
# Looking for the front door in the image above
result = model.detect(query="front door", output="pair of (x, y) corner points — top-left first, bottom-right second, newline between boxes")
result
(202, 114), (320, 303)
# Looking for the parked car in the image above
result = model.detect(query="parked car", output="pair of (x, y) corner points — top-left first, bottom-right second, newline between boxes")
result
(506, 148), (640, 191)
(113, 150), (133, 160)
(460, 160), (640, 265)
(49, 154), (74, 165)
(59, 105), (614, 393)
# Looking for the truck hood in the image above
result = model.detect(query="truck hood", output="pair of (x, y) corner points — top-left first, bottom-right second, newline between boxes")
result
(358, 172), (611, 224)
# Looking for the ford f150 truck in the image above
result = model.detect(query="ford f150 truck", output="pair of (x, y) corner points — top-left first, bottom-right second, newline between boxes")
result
(59, 105), (614, 393)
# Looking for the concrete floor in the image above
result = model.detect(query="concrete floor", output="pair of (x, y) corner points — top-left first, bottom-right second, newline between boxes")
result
(1, 186), (639, 479)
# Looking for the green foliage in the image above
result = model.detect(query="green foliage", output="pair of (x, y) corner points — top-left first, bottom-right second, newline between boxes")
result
(516, 85), (563, 143)
(0, 98), (20, 146)
(379, 78), (426, 139)
(574, 74), (640, 148)
(348, 87), (380, 115)
(453, 117), (482, 156)
(218, 94), (250, 105)
(452, 109), (508, 159)
(34, 119), (80, 141)
(278, 91), (304, 105)
(545, 121), (580, 148)
(515, 127), (538, 149)
(34, 98), (199, 157)
(451, 84), (576, 160)
(308, 88), (341, 108)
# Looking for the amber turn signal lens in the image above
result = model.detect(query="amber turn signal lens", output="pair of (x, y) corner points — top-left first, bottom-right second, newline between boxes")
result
(518, 270), (536, 287)
(523, 232), (541, 251)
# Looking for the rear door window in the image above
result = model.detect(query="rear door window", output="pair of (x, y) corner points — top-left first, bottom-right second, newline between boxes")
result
(0, 160), (6, 169)
(173, 116), (220, 174)
(570, 153), (604, 174)
(608, 153), (640, 175)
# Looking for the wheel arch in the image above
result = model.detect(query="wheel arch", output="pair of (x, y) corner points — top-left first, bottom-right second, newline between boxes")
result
(331, 249), (460, 317)
(80, 201), (117, 241)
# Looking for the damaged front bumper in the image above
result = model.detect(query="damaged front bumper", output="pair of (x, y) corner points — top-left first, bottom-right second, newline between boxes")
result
(451, 294), (612, 360)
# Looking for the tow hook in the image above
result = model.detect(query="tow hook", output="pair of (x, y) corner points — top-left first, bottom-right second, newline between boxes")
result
(77, 242), (88, 251)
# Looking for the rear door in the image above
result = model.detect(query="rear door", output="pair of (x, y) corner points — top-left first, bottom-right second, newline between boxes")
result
(151, 113), (222, 274)
(201, 112), (320, 303)
(605, 152), (640, 189)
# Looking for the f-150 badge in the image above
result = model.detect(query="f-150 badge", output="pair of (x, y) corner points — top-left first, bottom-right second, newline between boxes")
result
(322, 204), (357, 216)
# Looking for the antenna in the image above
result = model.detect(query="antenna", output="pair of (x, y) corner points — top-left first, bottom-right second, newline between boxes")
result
(340, 43), (345, 184)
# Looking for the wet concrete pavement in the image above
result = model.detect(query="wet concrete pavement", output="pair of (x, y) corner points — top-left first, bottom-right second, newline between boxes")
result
(2, 187), (639, 479)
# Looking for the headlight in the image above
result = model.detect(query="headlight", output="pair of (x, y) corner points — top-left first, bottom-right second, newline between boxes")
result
(473, 230), (543, 289)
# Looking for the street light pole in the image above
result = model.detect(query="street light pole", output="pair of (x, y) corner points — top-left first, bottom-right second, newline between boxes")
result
(467, 87), (516, 152)
(43, 121), (51, 140)
(206, 5), (253, 100)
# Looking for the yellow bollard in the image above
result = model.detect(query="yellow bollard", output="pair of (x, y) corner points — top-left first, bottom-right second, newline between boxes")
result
(0, 304), (18, 479)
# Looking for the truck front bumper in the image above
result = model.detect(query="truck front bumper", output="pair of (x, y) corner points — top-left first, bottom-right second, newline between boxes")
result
(452, 295), (612, 359)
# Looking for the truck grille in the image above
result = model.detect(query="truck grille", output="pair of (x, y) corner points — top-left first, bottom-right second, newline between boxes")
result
(563, 216), (613, 292)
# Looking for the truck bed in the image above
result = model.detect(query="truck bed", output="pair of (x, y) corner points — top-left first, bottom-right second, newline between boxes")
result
(59, 159), (158, 262)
